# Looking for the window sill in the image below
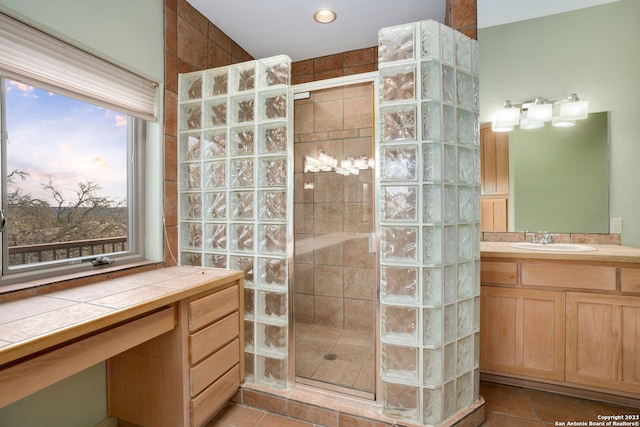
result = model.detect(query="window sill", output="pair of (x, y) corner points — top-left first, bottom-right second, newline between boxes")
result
(0, 260), (164, 303)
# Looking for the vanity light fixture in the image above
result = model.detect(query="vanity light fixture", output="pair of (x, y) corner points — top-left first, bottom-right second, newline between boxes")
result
(490, 122), (513, 132)
(519, 118), (544, 130)
(313, 8), (337, 24)
(525, 98), (553, 123)
(558, 93), (589, 120)
(551, 117), (575, 128)
(492, 100), (520, 131)
(491, 93), (589, 132)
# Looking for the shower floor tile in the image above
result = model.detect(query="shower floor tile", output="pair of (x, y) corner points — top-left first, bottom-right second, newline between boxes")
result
(294, 322), (375, 394)
(312, 358), (362, 387)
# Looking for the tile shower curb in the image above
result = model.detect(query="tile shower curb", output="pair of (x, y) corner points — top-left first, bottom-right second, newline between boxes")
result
(234, 383), (486, 426)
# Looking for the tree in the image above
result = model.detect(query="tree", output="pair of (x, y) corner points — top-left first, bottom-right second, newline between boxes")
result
(6, 171), (127, 247)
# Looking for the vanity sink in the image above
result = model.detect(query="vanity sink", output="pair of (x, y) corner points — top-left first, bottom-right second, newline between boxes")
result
(510, 242), (597, 252)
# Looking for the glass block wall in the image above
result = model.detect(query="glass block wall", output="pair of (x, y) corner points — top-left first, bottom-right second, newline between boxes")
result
(377, 20), (480, 424)
(177, 55), (292, 389)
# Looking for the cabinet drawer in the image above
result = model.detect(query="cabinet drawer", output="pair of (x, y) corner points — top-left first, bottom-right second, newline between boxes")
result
(481, 261), (517, 285)
(190, 338), (239, 397)
(189, 284), (238, 332)
(621, 268), (640, 293)
(190, 311), (239, 365)
(522, 263), (615, 290)
(191, 364), (240, 427)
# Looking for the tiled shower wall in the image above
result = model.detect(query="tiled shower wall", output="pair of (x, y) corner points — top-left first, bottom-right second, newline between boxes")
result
(293, 83), (375, 332)
(164, 0), (253, 267)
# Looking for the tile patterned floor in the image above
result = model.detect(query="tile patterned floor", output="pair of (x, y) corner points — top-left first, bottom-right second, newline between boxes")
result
(206, 382), (639, 427)
(480, 382), (639, 427)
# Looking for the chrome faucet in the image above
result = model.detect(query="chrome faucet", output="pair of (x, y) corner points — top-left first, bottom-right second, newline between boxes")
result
(531, 231), (554, 244)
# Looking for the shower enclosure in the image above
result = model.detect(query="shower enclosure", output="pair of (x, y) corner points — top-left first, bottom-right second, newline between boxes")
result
(292, 78), (378, 398)
(176, 18), (481, 426)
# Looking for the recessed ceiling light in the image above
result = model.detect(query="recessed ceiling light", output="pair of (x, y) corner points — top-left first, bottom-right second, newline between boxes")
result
(313, 8), (337, 24)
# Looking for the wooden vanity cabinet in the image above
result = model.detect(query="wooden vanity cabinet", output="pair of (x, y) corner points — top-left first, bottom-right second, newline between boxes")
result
(480, 286), (565, 381)
(480, 256), (640, 404)
(108, 280), (244, 427)
(566, 292), (640, 394)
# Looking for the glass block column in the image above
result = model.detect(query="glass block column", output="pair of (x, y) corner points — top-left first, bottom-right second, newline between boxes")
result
(378, 21), (480, 424)
(178, 55), (292, 389)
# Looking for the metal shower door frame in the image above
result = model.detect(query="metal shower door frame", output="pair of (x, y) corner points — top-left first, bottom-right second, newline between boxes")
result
(286, 71), (382, 401)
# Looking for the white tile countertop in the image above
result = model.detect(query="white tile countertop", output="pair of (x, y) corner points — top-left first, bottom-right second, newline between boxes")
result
(0, 266), (244, 366)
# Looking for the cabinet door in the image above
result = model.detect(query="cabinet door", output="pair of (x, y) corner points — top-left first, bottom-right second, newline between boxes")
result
(480, 125), (509, 196)
(566, 293), (640, 395)
(480, 197), (507, 232)
(480, 286), (565, 381)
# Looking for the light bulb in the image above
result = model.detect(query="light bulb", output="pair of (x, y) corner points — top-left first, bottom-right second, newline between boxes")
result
(313, 9), (337, 24)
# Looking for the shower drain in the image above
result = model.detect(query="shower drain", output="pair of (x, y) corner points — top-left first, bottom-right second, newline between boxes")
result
(324, 353), (338, 361)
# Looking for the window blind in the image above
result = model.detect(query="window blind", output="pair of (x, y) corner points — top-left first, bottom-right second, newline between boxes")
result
(0, 13), (157, 121)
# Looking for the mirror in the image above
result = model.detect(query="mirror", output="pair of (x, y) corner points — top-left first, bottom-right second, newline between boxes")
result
(507, 111), (609, 233)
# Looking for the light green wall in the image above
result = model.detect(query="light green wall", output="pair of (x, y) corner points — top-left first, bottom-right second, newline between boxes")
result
(479, 0), (640, 247)
(0, 1), (164, 425)
(0, 0), (163, 82)
(0, 364), (106, 427)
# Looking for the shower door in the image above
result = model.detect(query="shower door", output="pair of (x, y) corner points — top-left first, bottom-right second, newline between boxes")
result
(292, 78), (378, 398)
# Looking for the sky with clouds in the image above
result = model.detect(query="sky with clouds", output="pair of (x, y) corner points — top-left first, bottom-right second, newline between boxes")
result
(4, 79), (128, 206)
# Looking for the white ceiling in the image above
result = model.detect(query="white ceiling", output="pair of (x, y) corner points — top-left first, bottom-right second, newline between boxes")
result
(187, 0), (445, 62)
(187, 0), (621, 62)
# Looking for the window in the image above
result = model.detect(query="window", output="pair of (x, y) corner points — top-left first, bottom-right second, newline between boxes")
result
(0, 13), (155, 283)
(1, 77), (144, 274)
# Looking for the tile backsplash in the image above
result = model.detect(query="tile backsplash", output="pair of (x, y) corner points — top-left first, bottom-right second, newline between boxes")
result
(481, 232), (621, 245)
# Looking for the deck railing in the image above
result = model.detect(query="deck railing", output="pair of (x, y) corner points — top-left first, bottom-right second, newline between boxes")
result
(8, 236), (127, 265)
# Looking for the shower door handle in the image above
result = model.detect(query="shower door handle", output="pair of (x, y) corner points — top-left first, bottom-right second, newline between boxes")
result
(368, 232), (378, 253)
